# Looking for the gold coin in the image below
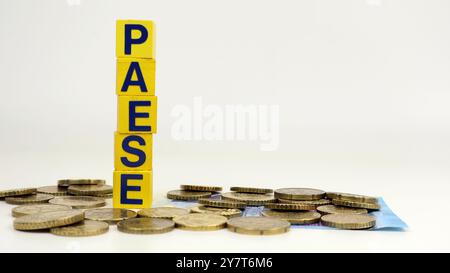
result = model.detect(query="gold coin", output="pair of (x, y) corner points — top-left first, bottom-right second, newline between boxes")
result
(138, 207), (190, 219)
(96, 194), (113, 199)
(50, 220), (109, 237)
(0, 188), (36, 198)
(49, 196), (106, 209)
(37, 186), (68, 196)
(67, 184), (113, 196)
(325, 192), (339, 200)
(57, 179), (106, 187)
(117, 218), (175, 234)
(326, 192), (378, 204)
(167, 190), (212, 201)
(321, 214), (376, 230)
(265, 202), (316, 211)
(180, 185), (223, 192)
(173, 213), (227, 231)
(262, 210), (321, 225)
(227, 216), (290, 235)
(14, 210), (85, 230)
(190, 205), (242, 218)
(12, 204), (72, 217)
(221, 192), (276, 206)
(332, 199), (380, 210)
(277, 198), (331, 208)
(274, 188), (326, 201)
(5, 193), (54, 205)
(317, 205), (368, 215)
(84, 208), (137, 224)
(230, 187), (273, 194)
(198, 198), (246, 209)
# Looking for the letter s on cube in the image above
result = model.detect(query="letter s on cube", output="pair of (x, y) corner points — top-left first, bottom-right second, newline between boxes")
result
(116, 20), (154, 59)
(114, 132), (152, 171)
(116, 58), (155, 96)
(113, 170), (152, 209)
(117, 96), (157, 133)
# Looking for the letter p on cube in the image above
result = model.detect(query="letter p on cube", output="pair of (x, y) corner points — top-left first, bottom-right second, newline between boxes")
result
(116, 20), (155, 59)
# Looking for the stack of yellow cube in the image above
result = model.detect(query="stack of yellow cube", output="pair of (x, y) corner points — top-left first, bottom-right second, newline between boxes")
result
(113, 20), (157, 209)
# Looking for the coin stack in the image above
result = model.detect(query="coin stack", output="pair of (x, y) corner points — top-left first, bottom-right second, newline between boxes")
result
(114, 19), (157, 209)
(0, 179), (112, 208)
(267, 188), (379, 229)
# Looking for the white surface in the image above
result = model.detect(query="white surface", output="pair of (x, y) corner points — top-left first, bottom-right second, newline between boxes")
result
(1, 156), (449, 252)
(1, 0), (450, 252)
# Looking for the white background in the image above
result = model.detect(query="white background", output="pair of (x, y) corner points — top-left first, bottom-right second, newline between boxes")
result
(0, 0), (449, 252)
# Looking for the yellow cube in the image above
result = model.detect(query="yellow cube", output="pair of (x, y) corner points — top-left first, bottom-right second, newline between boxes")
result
(114, 132), (152, 171)
(113, 170), (152, 209)
(116, 58), (155, 96)
(116, 20), (154, 59)
(117, 96), (157, 133)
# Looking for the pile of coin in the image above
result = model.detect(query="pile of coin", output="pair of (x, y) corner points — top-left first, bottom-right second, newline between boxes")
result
(1, 183), (380, 236)
(264, 188), (379, 229)
(169, 186), (379, 230)
(0, 179), (117, 236)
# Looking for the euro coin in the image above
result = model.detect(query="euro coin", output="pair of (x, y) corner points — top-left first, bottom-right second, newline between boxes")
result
(230, 187), (273, 194)
(67, 184), (113, 196)
(180, 185), (223, 192)
(262, 210), (321, 225)
(190, 205), (242, 218)
(265, 202), (316, 211)
(321, 214), (376, 230)
(0, 188), (36, 198)
(326, 192), (378, 204)
(37, 186), (68, 196)
(167, 190), (212, 201)
(117, 218), (175, 234)
(57, 179), (106, 187)
(221, 192), (276, 206)
(5, 193), (54, 205)
(12, 204), (72, 218)
(50, 220), (109, 237)
(96, 194), (113, 199)
(84, 208), (137, 224)
(227, 216), (290, 235)
(198, 198), (246, 209)
(332, 199), (380, 210)
(137, 207), (190, 219)
(49, 196), (106, 209)
(325, 192), (339, 200)
(274, 188), (325, 201)
(173, 213), (227, 231)
(101, 194), (113, 198)
(317, 205), (368, 215)
(277, 198), (331, 208)
(14, 210), (85, 230)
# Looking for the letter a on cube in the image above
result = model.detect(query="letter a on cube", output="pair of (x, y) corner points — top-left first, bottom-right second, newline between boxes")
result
(116, 20), (154, 59)
(117, 96), (157, 133)
(116, 58), (155, 96)
(113, 170), (152, 209)
(114, 132), (153, 171)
